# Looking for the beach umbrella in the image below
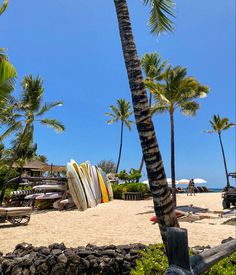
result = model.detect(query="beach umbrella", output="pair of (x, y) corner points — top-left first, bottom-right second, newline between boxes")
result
(167, 178), (179, 185)
(178, 179), (190, 184)
(193, 178), (207, 184)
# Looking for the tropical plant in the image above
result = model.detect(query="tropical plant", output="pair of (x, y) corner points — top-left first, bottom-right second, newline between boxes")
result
(118, 168), (141, 183)
(0, 48), (16, 125)
(35, 154), (48, 163)
(0, 75), (65, 203)
(114, 0), (179, 244)
(204, 115), (235, 188)
(0, 0), (8, 16)
(139, 52), (167, 172)
(97, 159), (116, 174)
(147, 65), (209, 206)
(105, 98), (133, 173)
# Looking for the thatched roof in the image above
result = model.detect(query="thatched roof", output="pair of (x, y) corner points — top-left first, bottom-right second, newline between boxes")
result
(13, 160), (66, 172)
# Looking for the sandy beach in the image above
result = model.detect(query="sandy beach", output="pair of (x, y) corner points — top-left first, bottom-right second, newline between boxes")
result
(0, 193), (235, 254)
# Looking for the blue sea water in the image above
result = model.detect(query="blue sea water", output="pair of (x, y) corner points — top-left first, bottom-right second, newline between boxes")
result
(209, 188), (223, 193)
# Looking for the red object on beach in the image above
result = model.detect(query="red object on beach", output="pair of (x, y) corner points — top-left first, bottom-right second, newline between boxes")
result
(150, 211), (184, 223)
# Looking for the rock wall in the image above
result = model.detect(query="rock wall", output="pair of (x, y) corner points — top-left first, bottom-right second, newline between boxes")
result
(0, 242), (147, 275)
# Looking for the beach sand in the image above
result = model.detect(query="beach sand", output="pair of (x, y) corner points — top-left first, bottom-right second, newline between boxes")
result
(0, 193), (235, 254)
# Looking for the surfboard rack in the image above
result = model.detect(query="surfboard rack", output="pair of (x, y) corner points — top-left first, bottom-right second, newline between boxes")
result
(0, 207), (32, 226)
(124, 192), (144, 201)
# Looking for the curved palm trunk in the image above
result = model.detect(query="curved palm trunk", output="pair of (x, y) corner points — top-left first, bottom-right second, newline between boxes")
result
(114, 0), (179, 244)
(218, 133), (230, 188)
(170, 110), (176, 207)
(116, 121), (124, 173)
(139, 93), (153, 172)
(0, 124), (29, 204)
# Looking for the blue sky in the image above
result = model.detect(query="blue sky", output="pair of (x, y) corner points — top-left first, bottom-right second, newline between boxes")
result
(1, 0), (235, 188)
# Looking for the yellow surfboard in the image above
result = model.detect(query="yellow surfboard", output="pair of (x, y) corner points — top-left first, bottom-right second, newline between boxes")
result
(81, 163), (92, 185)
(96, 167), (109, 203)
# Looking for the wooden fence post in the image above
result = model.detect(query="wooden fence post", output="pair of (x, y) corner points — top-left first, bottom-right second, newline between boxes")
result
(166, 227), (193, 274)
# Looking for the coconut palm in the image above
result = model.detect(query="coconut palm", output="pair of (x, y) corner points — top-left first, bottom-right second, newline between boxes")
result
(0, 0), (8, 16)
(139, 53), (167, 172)
(114, 0), (179, 244)
(147, 66), (209, 206)
(106, 99), (133, 173)
(205, 115), (235, 188)
(0, 75), (65, 203)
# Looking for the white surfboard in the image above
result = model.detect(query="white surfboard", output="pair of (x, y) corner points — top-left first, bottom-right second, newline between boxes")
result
(88, 164), (102, 204)
(33, 184), (65, 191)
(67, 163), (87, 211)
(70, 160), (96, 208)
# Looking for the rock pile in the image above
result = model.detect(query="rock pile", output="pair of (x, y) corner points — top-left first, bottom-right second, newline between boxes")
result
(0, 242), (147, 275)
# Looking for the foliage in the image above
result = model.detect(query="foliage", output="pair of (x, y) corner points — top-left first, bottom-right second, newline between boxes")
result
(112, 183), (149, 199)
(130, 244), (168, 275)
(97, 160), (116, 174)
(205, 114), (235, 134)
(0, 1), (8, 16)
(205, 252), (236, 275)
(118, 168), (141, 183)
(130, 244), (236, 275)
(143, 0), (176, 35)
(35, 154), (48, 163)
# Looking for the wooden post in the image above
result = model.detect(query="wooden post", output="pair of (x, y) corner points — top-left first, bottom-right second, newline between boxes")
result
(167, 228), (191, 272)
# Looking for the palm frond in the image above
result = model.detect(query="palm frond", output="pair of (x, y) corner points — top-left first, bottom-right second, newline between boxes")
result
(0, 121), (22, 141)
(144, 0), (176, 35)
(40, 119), (65, 133)
(36, 101), (63, 116)
(0, 0), (8, 16)
(151, 104), (168, 116)
(179, 101), (200, 117)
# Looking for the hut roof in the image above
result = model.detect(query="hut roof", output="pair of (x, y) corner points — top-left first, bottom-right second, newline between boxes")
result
(13, 159), (46, 170)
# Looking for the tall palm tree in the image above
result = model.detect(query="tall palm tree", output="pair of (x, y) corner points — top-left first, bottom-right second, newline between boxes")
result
(205, 115), (235, 189)
(147, 66), (209, 206)
(139, 53), (167, 172)
(0, 75), (65, 203)
(0, 0), (8, 16)
(105, 99), (133, 173)
(114, 0), (179, 244)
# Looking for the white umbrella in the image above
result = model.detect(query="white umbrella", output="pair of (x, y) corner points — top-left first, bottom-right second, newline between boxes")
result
(178, 178), (190, 184)
(193, 178), (207, 184)
(167, 178), (179, 185)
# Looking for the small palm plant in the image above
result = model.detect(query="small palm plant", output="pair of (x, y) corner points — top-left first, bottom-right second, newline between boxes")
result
(146, 66), (209, 206)
(0, 75), (65, 203)
(204, 115), (235, 188)
(105, 99), (133, 173)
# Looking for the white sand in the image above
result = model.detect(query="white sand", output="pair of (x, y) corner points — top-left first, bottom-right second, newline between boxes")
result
(0, 193), (235, 254)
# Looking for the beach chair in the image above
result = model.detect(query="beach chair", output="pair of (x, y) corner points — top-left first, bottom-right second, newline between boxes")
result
(0, 207), (32, 225)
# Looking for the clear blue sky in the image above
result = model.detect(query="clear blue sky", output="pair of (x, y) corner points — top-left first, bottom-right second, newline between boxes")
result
(1, 0), (235, 188)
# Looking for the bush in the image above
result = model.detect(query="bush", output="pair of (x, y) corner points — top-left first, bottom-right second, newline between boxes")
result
(112, 183), (149, 199)
(130, 244), (236, 275)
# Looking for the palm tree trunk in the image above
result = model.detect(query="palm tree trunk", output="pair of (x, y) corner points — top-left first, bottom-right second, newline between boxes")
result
(116, 121), (124, 173)
(218, 133), (230, 188)
(114, 0), (179, 244)
(139, 93), (153, 173)
(170, 110), (176, 207)
(0, 124), (29, 204)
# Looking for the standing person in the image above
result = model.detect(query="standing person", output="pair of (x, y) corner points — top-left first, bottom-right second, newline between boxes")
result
(187, 179), (195, 196)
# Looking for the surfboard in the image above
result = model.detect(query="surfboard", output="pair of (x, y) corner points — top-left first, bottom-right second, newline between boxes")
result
(81, 162), (96, 199)
(67, 162), (87, 211)
(33, 185), (65, 191)
(95, 166), (109, 203)
(99, 168), (113, 201)
(71, 160), (96, 208)
(35, 192), (63, 200)
(88, 164), (102, 204)
(24, 193), (44, 200)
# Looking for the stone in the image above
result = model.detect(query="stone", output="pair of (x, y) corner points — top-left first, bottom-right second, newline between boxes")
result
(29, 265), (36, 274)
(36, 262), (48, 274)
(51, 262), (66, 275)
(39, 247), (50, 256)
(57, 254), (68, 264)
(51, 249), (62, 256)
(46, 255), (57, 266)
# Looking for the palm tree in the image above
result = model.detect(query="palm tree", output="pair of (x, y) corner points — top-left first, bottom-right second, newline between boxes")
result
(205, 115), (235, 189)
(114, 0), (179, 244)
(0, 0), (8, 16)
(139, 53), (167, 172)
(106, 99), (133, 173)
(0, 75), (65, 203)
(147, 66), (209, 206)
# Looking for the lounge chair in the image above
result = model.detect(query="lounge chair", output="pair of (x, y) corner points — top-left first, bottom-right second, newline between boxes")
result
(0, 207), (32, 225)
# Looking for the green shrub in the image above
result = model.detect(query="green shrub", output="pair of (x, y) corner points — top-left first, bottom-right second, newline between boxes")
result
(205, 252), (236, 275)
(112, 183), (149, 199)
(130, 244), (168, 275)
(130, 244), (236, 275)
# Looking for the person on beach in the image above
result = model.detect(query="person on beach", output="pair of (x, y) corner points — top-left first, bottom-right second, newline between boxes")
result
(187, 179), (195, 196)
